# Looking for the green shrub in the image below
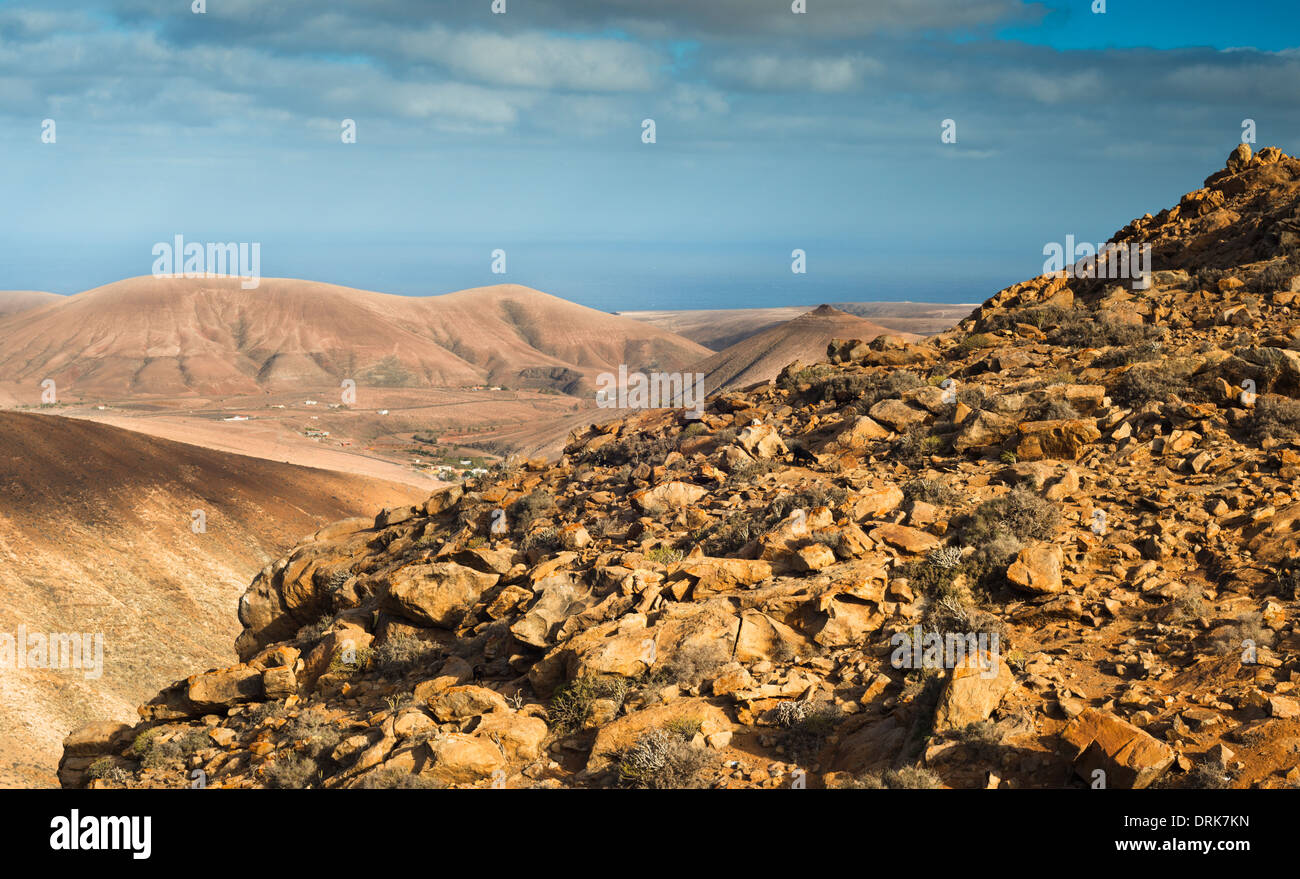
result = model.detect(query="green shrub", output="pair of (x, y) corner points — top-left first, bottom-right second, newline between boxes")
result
(86, 757), (129, 784)
(645, 546), (684, 566)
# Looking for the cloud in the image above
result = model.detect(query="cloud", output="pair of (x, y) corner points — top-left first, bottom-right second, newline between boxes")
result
(393, 28), (664, 92)
(710, 53), (881, 92)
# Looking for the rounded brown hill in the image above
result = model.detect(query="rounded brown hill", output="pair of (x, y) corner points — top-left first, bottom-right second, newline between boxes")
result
(0, 410), (426, 788)
(0, 290), (60, 318)
(692, 304), (918, 395)
(0, 277), (711, 398)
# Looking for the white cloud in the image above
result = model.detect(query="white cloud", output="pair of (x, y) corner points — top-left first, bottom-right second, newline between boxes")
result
(711, 53), (881, 92)
(395, 28), (664, 92)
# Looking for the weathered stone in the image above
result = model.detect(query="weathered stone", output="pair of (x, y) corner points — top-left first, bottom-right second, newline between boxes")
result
(383, 563), (500, 628)
(869, 524), (940, 554)
(1060, 708), (1175, 789)
(1006, 543), (1064, 594)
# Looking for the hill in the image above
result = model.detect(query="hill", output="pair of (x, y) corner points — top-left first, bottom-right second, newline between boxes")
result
(0, 411), (425, 787)
(623, 302), (969, 351)
(0, 278), (710, 399)
(692, 305), (917, 395)
(59, 145), (1300, 791)
(0, 290), (60, 318)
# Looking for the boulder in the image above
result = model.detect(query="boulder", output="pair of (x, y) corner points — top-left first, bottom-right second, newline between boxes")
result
(427, 685), (510, 722)
(932, 651), (1015, 732)
(1060, 708), (1174, 789)
(1015, 419), (1101, 461)
(736, 424), (788, 459)
(867, 398), (929, 432)
(383, 563), (500, 628)
(869, 524), (940, 554)
(1006, 543), (1064, 594)
(630, 481), (709, 515)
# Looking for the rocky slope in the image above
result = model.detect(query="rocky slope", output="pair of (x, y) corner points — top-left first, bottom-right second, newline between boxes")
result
(60, 145), (1300, 790)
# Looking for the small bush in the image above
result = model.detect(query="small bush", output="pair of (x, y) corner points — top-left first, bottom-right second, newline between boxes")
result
(266, 754), (318, 789)
(903, 478), (960, 507)
(357, 768), (443, 789)
(1275, 563), (1300, 599)
(952, 333), (996, 357)
(372, 635), (438, 677)
(617, 727), (712, 789)
(328, 645), (374, 678)
(1183, 759), (1232, 790)
(1212, 612), (1272, 655)
(651, 640), (730, 690)
(1244, 395), (1300, 443)
(176, 728), (212, 756)
(296, 614), (334, 644)
(770, 484), (849, 518)
(850, 766), (943, 789)
(520, 526), (561, 555)
(1111, 363), (1188, 408)
(86, 758), (129, 784)
(508, 491), (556, 534)
(1026, 398), (1081, 421)
(1093, 340), (1163, 369)
(897, 425), (942, 465)
(1249, 256), (1300, 294)
(130, 728), (161, 759)
(285, 712), (342, 760)
(959, 489), (1059, 547)
(139, 739), (183, 771)
(1045, 309), (1164, 349)
(1169, 588), (1207, 623)
(549, 675), (631, 734)
(645, 546), (684, 566)
(777, 702), (840, 763)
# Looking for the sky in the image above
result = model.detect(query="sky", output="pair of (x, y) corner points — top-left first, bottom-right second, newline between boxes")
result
(1, 0), (1298, 311)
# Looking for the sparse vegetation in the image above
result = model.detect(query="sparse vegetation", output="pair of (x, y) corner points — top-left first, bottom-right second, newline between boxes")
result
(266, 754), (318, 789)
(372, 635), (438, 677)
(1244, 395), (1300, 442)
(548, 675), (632, 735)
(617, 726), (712, 789)
(357, 768), (443, 789)
(848, 765), (944, 789)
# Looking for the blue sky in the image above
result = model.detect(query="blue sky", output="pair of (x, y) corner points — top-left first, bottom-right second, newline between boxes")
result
(1, 0), (1298, 310)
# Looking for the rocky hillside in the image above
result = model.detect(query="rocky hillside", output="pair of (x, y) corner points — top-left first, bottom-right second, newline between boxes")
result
(61, 145), (1300, 790)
